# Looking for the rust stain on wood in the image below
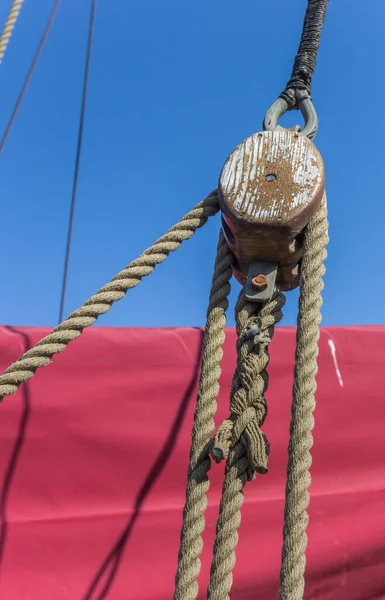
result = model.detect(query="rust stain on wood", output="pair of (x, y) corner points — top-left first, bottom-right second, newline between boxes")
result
(218, 130), (325, 291)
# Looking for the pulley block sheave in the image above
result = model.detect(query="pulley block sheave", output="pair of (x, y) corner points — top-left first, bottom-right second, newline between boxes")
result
(218, 129), (325, 301)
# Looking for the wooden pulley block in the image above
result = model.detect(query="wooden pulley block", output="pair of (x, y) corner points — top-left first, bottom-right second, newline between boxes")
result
(218, 129), (325, 300)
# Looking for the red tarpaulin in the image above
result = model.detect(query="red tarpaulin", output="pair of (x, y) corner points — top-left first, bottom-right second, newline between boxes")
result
(0, 325), (384, 599)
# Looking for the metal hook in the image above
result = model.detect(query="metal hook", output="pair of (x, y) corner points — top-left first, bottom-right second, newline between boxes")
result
(263, 97), (318, 140)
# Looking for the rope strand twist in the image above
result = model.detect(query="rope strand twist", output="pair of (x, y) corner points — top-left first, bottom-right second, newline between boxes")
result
(280, 0), (329, 109)
(211, 292), (285, 480)
(207, 289), (286, 600)
(173, 231), (233, 600)
(0, 191), (219, 401)
(0, 0), (24, 64)
(279, 195), (328, 600)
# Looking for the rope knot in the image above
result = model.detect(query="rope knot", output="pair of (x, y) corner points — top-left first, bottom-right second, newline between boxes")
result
(209, 290), (285, 482)
(244, 319), (271, 345)
(210, 406), (270, 479)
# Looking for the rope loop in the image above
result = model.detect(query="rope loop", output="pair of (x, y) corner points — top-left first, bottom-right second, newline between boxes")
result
(264, 95), (318, 140)
(263, 0), (328, 140)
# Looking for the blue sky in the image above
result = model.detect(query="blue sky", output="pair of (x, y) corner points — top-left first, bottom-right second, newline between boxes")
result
(0, 0), (384, 328)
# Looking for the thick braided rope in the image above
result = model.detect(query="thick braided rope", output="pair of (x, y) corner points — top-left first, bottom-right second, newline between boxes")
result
(280, 0), (329, 109)
(0, 0), (24, 64)
(173, 230), (233, 600)
(208, 289), (286, 600)
(0, 191), (219, 401)
(278, 195), (328, 600)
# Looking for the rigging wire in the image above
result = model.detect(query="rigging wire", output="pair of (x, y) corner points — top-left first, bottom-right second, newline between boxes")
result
(0, 0), (61, 155)
(58, 0), (96, 324)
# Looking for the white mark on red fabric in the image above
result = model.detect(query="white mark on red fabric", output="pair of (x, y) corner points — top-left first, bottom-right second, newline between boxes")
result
(328, 339), (344, 387)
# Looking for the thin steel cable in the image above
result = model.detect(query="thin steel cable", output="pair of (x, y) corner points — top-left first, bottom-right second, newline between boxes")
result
(58, 0), (96, 323)
(0, 0), (61, 155)
(0, 0), (24, 64)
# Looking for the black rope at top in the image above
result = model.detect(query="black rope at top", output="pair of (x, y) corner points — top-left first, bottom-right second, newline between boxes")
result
(280, 0), (328, 110)
(58, 0), (96, 324)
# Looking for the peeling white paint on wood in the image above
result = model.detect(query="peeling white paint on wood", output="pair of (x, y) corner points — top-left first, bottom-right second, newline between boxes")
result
(219, 130), (324, 222)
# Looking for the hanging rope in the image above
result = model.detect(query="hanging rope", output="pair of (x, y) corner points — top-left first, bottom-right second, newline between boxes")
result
(0, 0), (24, 64)
(0, 0), (61, 155)
(279, 195), (328, 600)
(0, 191), (219, 401)
(264, 0), (329, 140)
(0, 1), (330, 596)
(174, 231), (233, 600)
(207, 289), (286, 600)
(280, 0), (329, 110)
(58, 0), (96, 324)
